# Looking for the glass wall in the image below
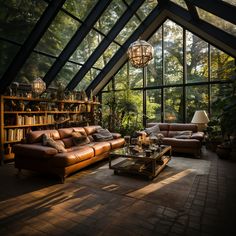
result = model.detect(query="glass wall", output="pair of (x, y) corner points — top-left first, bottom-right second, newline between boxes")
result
(101, 19), (235, 129)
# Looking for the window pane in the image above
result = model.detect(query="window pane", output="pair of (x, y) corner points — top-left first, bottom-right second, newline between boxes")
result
(129, 63), (143, 89)
(164, 87), (184, 122)
(94, 0), (126, 35)
(210, 46), (235, 81)
(164, 20), (183, 85)
(63, 0), (98, 21)
(211, 84), (230, 119)
(186, 85), (208, 122)
(36, 11), (80, 56)
(114, 15), (140, 44)
(197, 7), (236, 37)
(147, 26), (162, 87)
(0, 0), (47, 43)
(101, 90), (143, 133)
(50, 62), (81, 88)
(75, 68), (100, 91)
(114, 63), (128, 90)
(70, 30), (103, 64)
(170, 0), (188, 10)
(94, 43), (120, 69)
(222, 0), (236, 7)
(136, 0), (158, 21)
(0, 41), (20, 78)
(146, 89), (162, 123)
(14, 53), (55, 84)
(186, 31), (208, 83)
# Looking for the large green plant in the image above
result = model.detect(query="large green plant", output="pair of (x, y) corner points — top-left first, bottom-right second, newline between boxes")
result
(213, 76), (236, 139)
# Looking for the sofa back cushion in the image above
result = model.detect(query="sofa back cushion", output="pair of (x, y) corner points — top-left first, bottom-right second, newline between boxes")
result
(27, 130), (60, 144)
(92, 128), (113, 141)
(146, 123), (169, 137)
(58, 128), (74, 139)
(84, 125), (102, 135)
(72, 131), (90, 146)
(42, 134), (67, 153)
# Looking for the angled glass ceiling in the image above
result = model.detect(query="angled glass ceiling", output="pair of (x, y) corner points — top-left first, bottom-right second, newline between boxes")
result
(170, 0), (188, 10)
(196, 6), (236, 37)
(63, 0), (98, 21)
(222, 0), (236, 7)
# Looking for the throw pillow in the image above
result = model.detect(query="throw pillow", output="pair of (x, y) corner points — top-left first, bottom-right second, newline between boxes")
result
(93, 128), (113, 141)
(71, 131), (90, 146)
(144, 124), (160, 136)
(42, 134), (67, 153)
(174, 130), (193, 139)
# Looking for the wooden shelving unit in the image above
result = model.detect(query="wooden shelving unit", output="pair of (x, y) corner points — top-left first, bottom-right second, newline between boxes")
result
(0, 95), (100, 163)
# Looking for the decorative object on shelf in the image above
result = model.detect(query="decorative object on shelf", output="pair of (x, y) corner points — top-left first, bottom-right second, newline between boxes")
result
(32, 78), (46, 97)
(127, 38), (154, 68)
(56, 82), (65, 100)
(191, 110), (210, 132)
(11, 82), (19, 96)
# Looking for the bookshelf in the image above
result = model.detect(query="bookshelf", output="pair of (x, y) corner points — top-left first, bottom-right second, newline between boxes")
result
(0, 95), (100, 163)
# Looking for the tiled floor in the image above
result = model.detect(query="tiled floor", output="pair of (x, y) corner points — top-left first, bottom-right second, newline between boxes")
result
(0, 147), (235, 236)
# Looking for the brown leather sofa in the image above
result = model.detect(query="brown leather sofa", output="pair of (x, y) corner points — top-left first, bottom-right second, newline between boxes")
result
(13, 125), (124, 182)
(145, 123), (204, 156)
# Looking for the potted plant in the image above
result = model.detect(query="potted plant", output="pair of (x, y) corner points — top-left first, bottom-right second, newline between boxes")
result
(205, 118), (223, 151)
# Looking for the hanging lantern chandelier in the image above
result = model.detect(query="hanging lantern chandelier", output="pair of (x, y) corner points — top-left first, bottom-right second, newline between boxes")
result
(32, 77), (46, 97)
(127, 38), (154, 68)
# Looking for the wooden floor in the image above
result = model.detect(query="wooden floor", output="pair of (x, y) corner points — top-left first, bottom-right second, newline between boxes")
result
(0, 147), (235, 236)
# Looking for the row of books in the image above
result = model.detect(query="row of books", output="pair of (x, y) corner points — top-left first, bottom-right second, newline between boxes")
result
(4, 128), (24, 142)
(17, 115), (55, 125)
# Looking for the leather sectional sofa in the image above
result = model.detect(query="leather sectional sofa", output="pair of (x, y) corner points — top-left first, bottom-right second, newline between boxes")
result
(13, 125), (124, 182)
(145, 123), (204, 156)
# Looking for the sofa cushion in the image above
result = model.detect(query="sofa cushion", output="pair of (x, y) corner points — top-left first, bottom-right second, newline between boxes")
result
(72, 131), (90, 146)
(93, 128), (113, 141)
(90, 142), (111, 155)
(107, 138), (125, 149)
(174, 130), (193, 139)
(27, 130), (60, 144)
(51, 146), (94, 167)
(84, 125), (102, 135)
(58, 128), (74, 139)
(169, 123), (198, 132)
(13, 143), (58, 158)
(162, 137), (200, 148)
(145, 124), (160, 136)
(42, 134), (67, 153)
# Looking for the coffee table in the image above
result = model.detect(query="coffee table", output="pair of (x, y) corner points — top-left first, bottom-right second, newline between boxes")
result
(109, 145), (172, 179)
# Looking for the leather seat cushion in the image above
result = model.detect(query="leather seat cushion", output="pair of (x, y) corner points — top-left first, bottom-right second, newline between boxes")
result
(163, 137), (200, 148)
(90, 142), (111, 155)
(51, 147), (94, 167)
(108, 138), (125, 149)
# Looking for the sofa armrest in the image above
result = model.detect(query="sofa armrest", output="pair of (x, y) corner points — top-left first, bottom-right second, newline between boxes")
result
(13, 143), (58, 158)
(191, 132), (205, 141)
(111, 133), (122, 139)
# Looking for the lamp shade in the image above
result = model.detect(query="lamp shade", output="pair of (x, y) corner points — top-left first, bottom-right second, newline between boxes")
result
(191, 110), (210, 124)
(127, 39), (154, 68)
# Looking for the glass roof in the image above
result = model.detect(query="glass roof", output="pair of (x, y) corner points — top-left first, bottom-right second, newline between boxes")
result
(197, 7), (236, 37)
(170, 0), (188, 10)
(222, 0), (236, 7)
(0, 0), (235, 95)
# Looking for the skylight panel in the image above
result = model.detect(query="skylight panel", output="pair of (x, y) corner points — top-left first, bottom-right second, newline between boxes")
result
(136, 0), (158, 21)
(170, 0), (188, 10)
(63, 0), (98, 21)
(222, 0), (236, 7)
(197, 7), (236, 37)
(94, 0), (127, 35)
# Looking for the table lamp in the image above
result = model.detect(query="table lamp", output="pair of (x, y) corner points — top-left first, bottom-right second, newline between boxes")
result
(191, 110), (210, 132)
